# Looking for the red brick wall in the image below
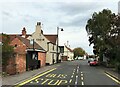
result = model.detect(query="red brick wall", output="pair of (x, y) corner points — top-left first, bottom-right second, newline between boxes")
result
(6, 58), (16, 75)
(15, 54), (26, 73)
(10, 38), (26, 54)
(38, 52), (46, 67)
(61, 56), (68, 61)
(10, 38), (26, 73)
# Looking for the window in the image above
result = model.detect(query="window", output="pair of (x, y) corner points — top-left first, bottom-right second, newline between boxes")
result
(53, 45), (54, 50)
(15, 44), (17, 47)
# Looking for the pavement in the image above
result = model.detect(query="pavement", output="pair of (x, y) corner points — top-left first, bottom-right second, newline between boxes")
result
(2, 62), (62, 86)
(1, 60), (120, 86)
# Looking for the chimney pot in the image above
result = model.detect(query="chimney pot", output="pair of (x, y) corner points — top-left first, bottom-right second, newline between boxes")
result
(22, 27), (27, 38)
(37, 22), (41, 26)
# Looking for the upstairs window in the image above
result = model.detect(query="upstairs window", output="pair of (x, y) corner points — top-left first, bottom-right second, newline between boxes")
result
(15, 44), (17, 47)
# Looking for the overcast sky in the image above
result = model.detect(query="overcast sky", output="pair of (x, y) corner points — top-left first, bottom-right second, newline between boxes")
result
(0, 0), (120, 55)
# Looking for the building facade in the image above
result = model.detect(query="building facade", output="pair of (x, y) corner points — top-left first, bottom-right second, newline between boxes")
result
(62, 45), (74, 61)
(6, 35), (46, 74)
(28, 22), (59, 65)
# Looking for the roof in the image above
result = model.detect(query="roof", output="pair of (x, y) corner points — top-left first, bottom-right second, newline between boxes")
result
(9, 34), (57, 45)
(44, 34), (58, 45)
(1, 33), (57, 45)
(13, 36), (46, 52)
(65, 45), (73, 52)
(8, 34), (31, 41)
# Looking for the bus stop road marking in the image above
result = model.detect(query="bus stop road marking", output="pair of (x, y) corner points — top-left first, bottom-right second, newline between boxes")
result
(15, 68), (57, 87)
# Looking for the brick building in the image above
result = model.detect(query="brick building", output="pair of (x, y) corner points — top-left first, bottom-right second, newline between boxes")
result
(6, 35), (46, 74)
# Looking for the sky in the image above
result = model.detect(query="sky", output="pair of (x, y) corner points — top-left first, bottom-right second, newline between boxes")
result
(0, 0), (120, 55)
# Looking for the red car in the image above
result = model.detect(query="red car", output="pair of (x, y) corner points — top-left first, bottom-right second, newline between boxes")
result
(89, 59), (98, 66)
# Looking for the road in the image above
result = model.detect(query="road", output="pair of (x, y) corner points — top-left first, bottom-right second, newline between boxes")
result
(18, 60), (119, 86)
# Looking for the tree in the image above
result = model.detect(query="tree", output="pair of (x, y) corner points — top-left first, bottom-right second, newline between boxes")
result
(86, 9), (120, 70)
(1, 34), (14, 70)
(73, 47), (86, 58)
(86, 9), (116, 61)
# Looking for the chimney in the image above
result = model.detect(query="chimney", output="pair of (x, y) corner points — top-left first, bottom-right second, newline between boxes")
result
(22, 27), (27, 38)
(36, 22), (42, 34)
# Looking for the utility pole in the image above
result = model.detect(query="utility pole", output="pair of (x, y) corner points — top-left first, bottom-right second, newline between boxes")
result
(56, 27), (63, 63)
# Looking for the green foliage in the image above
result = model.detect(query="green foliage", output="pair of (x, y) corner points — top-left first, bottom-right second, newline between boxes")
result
(73, 47), (86, 58)
(86, 9), (120, 69)
(1, 34), (14, 65)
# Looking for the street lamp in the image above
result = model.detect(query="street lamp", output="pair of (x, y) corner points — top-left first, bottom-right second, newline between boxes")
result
(56, 27), (64, 63)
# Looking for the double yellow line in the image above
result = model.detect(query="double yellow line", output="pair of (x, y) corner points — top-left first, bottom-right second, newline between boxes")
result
(105, 71), (120, 84)
(15, 68), (57, 87)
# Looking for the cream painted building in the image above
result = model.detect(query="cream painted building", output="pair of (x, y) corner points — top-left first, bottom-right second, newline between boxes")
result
(63, 45), (74, 61)
(28, 22), (59, 65)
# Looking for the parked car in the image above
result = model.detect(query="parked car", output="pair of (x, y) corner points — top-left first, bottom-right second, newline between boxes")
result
(89, 59), (98, 66)
(78, 56), (83, 60)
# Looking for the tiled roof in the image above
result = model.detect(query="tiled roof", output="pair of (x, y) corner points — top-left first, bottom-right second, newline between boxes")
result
(65, 45), (73, 52)
(2, 33), (57, 45)
(8, 34), (31, 40)
(44, 34), (57, 45)
(16, 36), (45, 52)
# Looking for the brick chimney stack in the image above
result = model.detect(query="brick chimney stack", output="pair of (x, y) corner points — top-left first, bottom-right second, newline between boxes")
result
(22, 27), (27, 38)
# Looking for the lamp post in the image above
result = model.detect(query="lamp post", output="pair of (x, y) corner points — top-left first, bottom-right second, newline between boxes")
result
(30, 39), (35, 51)
(56, 27), (63, 63)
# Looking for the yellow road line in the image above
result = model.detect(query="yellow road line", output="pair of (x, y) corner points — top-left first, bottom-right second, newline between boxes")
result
(15, 68), (56, 87)
(105, 71), (120, 80)
(105, 73), (120, 84)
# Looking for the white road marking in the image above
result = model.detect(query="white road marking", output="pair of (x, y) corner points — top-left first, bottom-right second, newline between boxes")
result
(75, 81), (77, 85)
(76, 75), (78, 78)
(71, 75), (73, 78)
(81, 77), (84, 80)
(75, 75), (78, 85)
(81, 74), (83, 76)
(77, 69), (79, 74)
(81, 81), (84, 85)
(81, 72), (83, 74)
(69, 79), (72, 83)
